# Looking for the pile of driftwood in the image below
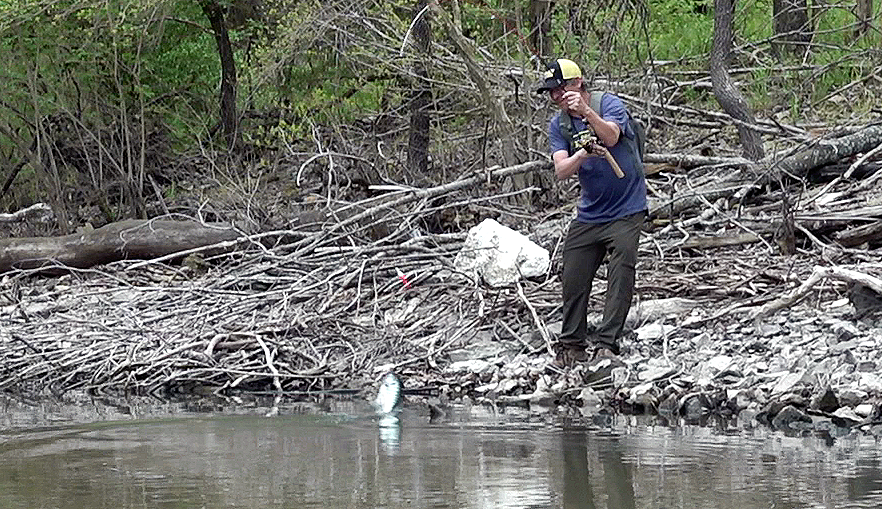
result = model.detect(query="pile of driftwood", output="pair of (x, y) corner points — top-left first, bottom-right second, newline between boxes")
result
(0, 164), (558, 397)
(1, 115), (882, 431)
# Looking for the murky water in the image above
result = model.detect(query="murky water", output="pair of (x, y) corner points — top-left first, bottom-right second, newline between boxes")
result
(1, 398), (882, 508)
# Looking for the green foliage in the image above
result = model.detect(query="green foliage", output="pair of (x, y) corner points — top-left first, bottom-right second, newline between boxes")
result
(1, 0), (879, 219)
(646, 0), (714, 60)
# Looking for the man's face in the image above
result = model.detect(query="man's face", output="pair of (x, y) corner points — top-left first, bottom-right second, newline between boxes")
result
(548, 78), (581, 110)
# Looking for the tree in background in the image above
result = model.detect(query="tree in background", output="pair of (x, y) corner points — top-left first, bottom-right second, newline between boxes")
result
(529, 0), (552, 59)
(855, 0), (874, 38)
(772, 0), (812, 60)
(407, 0), (431, 176)
(711, 0), (765, 160)
(199, 0), (239, 149)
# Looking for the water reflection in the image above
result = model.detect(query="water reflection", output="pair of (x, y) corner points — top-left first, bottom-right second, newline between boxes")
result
(1, 398), (882, 509)
(378, 414), (400, 453)
(562, 431), (635, 509)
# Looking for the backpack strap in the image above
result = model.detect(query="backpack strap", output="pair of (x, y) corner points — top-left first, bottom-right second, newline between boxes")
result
(589, 91), (604, 117)
(558, 110), (575, 153)
(560, 92), (603, 154)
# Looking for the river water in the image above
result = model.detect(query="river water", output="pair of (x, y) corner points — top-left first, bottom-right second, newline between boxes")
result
(1, 397), (881, 508)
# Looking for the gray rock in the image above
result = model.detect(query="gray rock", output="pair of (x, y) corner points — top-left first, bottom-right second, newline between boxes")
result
(811, 415), (835, 432)
(628, 297), (700, 326)
(831, 339), (859, 354)
(771, 371), (805, 395)
(658, 393), (679, 415)
(831, 320), (861, 341)
(858, 360), (877, 372)
(810, 386), (840, 413)
(682, 395), (705, 421)
(771, 405), (812, 430)
(839, 389), (869, 407)
(759, 324), (784, 337)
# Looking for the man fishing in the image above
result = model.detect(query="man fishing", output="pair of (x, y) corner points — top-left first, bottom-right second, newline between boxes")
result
(538, 58), (647, 369)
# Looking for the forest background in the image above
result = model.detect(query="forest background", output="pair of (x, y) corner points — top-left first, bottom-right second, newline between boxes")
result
(0, 0), (879, 237)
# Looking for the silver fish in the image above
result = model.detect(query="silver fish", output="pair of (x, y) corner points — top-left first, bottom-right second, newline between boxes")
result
(374, 372), (402, 416)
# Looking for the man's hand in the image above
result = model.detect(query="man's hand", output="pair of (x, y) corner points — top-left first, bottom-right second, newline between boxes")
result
(573, 130), (602, 156)
(563, 91), (590, 118)
(574, 129), (625, 178)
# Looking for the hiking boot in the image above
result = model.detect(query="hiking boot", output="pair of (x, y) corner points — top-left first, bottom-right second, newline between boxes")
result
(553, 344), (589, 368)
(583, 347), (626, 386)
(591, 347), (624, 366)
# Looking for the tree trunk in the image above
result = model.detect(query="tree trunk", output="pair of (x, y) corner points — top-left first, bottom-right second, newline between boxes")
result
(529, 0), (553, 59)
(200, 0), (239, 149)
(407, 0), (432, 176)
(430, 1), (528, 205)
(0, 219), (241, 274)
(710, 0), (766, 160)
(772, 0), (812, 60)
(855, 0), (873, 38)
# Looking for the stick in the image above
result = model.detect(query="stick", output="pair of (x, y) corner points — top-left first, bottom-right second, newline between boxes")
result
(0, 202), (52, 223)
(593, 144), (625, 178)
(751, 266), (882, 323)
(517, 282), (555, 356)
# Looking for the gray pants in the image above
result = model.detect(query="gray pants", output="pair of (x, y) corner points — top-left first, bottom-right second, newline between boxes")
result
(559, 211), (645, 354)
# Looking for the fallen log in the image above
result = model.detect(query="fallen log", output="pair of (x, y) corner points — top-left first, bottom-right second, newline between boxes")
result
(650, 123), (882, 219)
(772, 124), (882, 178)
(679, 232), (761, 250)
(0, 219), (241, 274)
(0, 203), (53, 223)
(834, 220), (882, 247)
(750, 265), (882, 322)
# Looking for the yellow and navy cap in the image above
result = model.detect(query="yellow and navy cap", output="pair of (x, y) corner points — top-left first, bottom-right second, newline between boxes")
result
(537, 59), (582, 93)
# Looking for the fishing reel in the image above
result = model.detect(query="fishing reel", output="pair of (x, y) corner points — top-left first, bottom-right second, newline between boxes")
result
(572, 129), (625, 178)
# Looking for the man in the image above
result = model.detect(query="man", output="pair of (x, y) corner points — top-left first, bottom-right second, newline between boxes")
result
(537, 58), (647, 368)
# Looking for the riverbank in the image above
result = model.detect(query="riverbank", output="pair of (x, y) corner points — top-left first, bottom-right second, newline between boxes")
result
(440, 289), (882, 437)
(3, 119), (882, 435)
(2, 231), (881, 437)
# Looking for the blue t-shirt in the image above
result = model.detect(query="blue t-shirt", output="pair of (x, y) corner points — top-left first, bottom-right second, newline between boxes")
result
(548, 93), (647, 223)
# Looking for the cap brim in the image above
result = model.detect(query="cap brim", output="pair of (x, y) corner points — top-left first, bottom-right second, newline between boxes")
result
(536, 78), (564, 94)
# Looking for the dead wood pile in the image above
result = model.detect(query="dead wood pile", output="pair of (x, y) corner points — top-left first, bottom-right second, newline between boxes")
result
(1, 120), (882, 429)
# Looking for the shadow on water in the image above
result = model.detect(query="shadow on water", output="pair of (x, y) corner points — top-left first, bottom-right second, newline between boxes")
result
(2, 394), (882, 508)
(562, 430), (635, 509)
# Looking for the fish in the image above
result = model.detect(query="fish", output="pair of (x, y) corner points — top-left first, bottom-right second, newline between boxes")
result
(374, 372), (403, 417)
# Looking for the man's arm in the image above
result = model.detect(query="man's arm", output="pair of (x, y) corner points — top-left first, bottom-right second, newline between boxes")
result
(584, 108), (620, 147)
(563, 91), (620, 147)
(552, 148), (589, 180)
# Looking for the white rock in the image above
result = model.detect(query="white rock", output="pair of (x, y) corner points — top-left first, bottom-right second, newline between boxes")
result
(859, 373), (882, 393)
(498, 379), (519, 393)
(854, 404), (875, 418)
(446, 359), (491, 374)
(707, 355), (734, 373)
(634, 322), (674, 340)
(627, 382), (655, 405)
(535, 374), (552, 392)
(833, 406), (862, 423)
(638, 364), (677, 382)
(475, 382), (499, 393)
(579, 388), (602, 408)
(453, 219), (550, 287)
(771, 371), (804, 395)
